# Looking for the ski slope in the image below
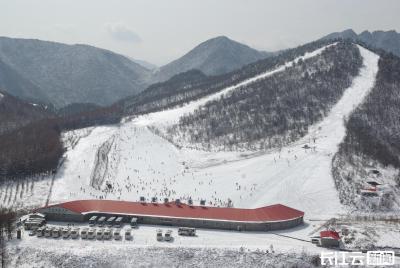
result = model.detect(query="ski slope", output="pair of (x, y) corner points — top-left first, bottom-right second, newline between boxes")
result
(0, 44), (379, 224)
(43, 44), (379, 221)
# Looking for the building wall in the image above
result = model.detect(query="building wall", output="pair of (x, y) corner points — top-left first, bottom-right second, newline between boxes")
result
(136, 215), (303, 231)
(39, 208), (303, 231)
(36, 206), (84, 222)
(320, 237), (340, 247)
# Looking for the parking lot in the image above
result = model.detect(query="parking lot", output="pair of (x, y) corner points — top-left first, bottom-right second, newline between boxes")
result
(21, 213), (199, 243)
(24, 222), (183, 243)
(17, 214), (331, 253)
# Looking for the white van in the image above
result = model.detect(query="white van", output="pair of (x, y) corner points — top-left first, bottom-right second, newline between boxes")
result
(87, 228), (95, 239)
(96, 228), (104, 240)
(71, 228), (79, 239)
(62, 227), (71, 239)
(114, 229), (122, 240)
(103, 228), (112, 240)
(81, 228), (88, 239)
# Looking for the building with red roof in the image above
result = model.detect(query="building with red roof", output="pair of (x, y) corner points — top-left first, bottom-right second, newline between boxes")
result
(320, 230), (340, 247)
(35, 199), (304, 231)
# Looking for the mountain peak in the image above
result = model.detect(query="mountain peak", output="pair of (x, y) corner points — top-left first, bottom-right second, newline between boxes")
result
(209, 35), (231, 42)
(153, 36), (269, 82)
(321, 29), (358, 40)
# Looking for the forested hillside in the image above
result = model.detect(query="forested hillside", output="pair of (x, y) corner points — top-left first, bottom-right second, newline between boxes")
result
(332, 51), (400, 210)
(0, 37), (151, 108)
(0, 103), (121, 181)
(167, 42), (362, 150)
(0, 91), (51, 135)
(120, 40), (336, 116)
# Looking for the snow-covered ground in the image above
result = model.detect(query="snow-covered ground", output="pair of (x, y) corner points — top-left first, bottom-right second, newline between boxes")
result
(1, 222), (349, 268)
(6, 226), (324, 268)
(1, 44), (379, 215)
(6, 220), (400, 267)
(45, 45), (379, 219)
(2, 45), (390, 264)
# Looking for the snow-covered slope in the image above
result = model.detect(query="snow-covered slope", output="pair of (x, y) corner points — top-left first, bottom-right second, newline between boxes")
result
(0, 45), (379, 222)
(132, 43), (336, 127)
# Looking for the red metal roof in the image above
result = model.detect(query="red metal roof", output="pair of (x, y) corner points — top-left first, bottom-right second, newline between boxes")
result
(42, 200), (304, 223)
(320, 230), (340, 240)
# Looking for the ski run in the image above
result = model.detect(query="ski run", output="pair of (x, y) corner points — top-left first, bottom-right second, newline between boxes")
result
(2, 44), (387, 260)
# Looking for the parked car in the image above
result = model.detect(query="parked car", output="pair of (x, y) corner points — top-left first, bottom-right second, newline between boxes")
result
(164, 230), (173, 242)
(52, 227), (61, 238)
(62, 227), (71, 239)
(156, 229), (163, 241)
(81, 228), (88, 239)
(71, 228), (80, 239)
(44, 227), (53, 238)
(96, 228), (104, 240)
(97, 217), (106, 227)
(87, 228), (95, 239)
(125, 229), (133, 240)
(103, 228), (112, 240)
(89, 216), (98, 226)
(36, 227), (45, 237)
(178, 227), (196, 236)
(130, 217), (138, 228)
(114, 229), (122, 240)
(106, 217), (116, 227)
(28, 229), (36, 236)
(115, 217), (123, 228)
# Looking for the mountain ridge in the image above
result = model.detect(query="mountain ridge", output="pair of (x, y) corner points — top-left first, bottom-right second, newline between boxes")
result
(0, 36), (152, 108)
(152, 36), (271, 83)
(321, 29), (400, 57)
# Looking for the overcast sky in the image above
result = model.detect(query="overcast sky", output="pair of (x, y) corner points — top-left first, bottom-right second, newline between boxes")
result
(1, 0), (399, 66)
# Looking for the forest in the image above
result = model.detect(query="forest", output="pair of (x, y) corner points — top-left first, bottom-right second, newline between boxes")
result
(167, 42), (362, 150)
(0, 105), (122, 182)
(332, 51), (400, 209)
(119, 39), (337, 116)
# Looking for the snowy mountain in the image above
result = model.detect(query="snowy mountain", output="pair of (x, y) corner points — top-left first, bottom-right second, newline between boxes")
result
(322, 29), (400, 57)
(0, 40), (374, 212)
(170, 42), (362, 150)
(120, 40), (337, 117)
(2, 39), (400, 217)
(4, 39), (400, 267)
(152, 36), (271, 82)
(0, 37), (152, 108)
(333, 49), (400, 211)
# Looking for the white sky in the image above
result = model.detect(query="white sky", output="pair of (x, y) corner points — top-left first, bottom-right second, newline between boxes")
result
(0, 0), (399, 66)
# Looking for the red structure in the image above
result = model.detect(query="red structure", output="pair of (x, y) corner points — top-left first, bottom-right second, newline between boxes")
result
(320, 230), (340, 240)
(36, 200), (305, 231)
